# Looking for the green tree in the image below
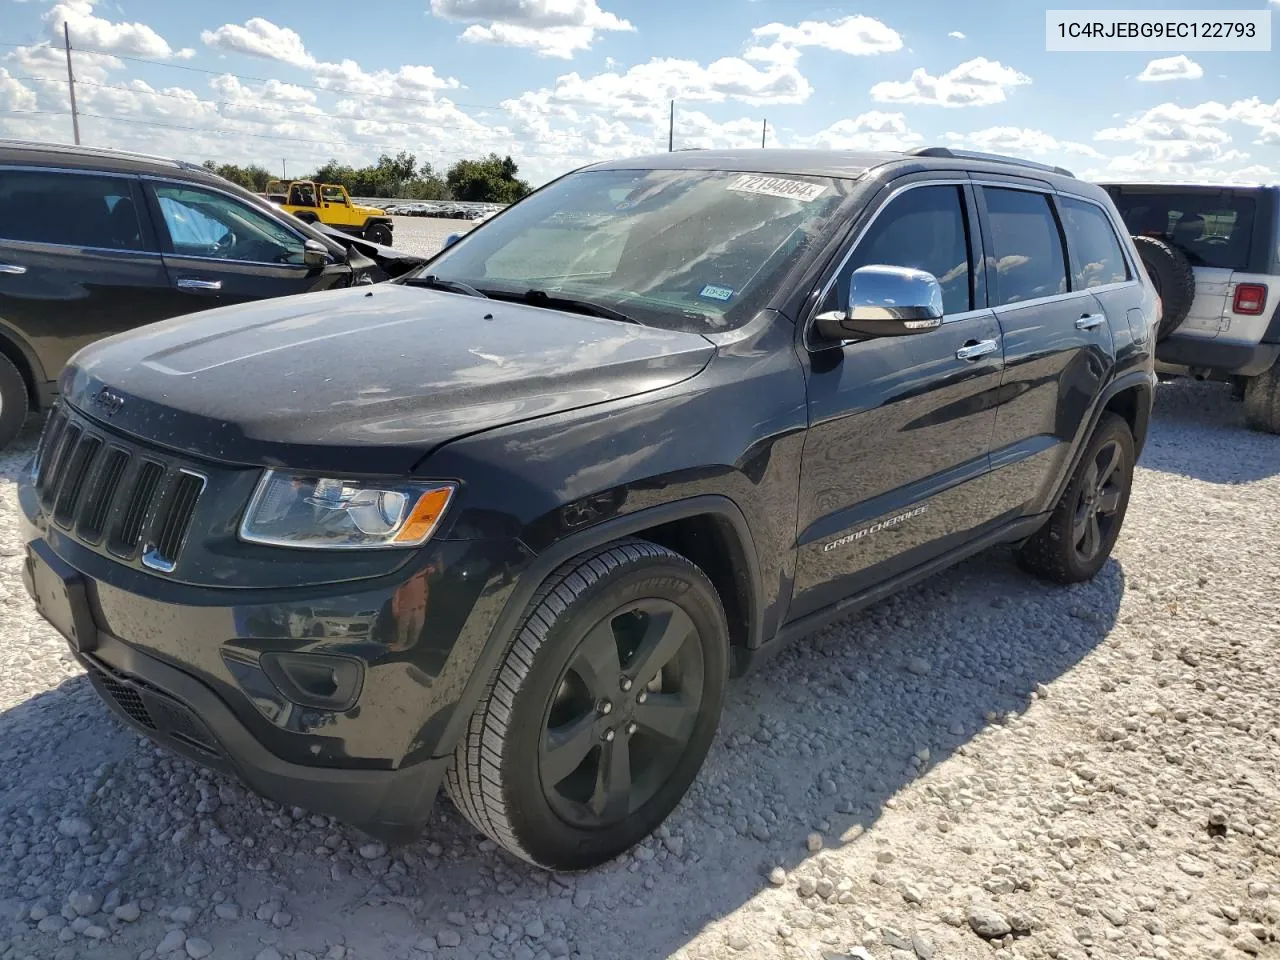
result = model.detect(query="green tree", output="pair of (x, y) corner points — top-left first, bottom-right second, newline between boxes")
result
(201, 161), (273, 192)
(446, 154), (531, 204)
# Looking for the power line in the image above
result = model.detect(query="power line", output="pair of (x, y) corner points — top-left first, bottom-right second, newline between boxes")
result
(0, 39), (510, 112)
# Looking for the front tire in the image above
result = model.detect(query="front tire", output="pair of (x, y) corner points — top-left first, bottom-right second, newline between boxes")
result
(0, 353), (30, 451)
(445, 539), (728, 870)
(1243, 362), (1280, 434)
(364, 222), (393, 246)
(1017, 413), (1135, 584)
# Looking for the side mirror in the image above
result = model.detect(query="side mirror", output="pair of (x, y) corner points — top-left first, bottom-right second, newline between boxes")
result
(302, 239), (329, 268)
(816, 265), (944, 341)
(443, 233), (461, 249)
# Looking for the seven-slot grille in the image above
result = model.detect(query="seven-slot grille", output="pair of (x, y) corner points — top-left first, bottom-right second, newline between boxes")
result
(35, 407), (206, 572)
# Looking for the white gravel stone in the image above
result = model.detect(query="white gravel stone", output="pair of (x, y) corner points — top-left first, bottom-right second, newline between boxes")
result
(156, 929), (186, 955)
(436, 929), (462, 948)
(184, 938), (212, 959)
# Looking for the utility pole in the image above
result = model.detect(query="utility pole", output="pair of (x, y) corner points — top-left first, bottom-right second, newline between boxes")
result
(63, 22), (80, 145)
(282, 159), (287, 179)
(668, 100), (674, 152)
(762, 119), (767, 148)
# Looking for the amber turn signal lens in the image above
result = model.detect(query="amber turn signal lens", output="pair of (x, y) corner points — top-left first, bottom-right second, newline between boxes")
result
(393, 486), (455, 544)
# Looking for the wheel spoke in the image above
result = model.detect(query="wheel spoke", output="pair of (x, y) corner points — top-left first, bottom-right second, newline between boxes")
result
(1079, 461), (1099, 497)
(633, 692), (697, 746)
(540, 713), (597, 787)
(571, 620), (623, 698)
(628, 603), (695, 687)
(589, 735), (632, 821)
(1072, 502), (1092, 547)
(1081, 511), (1101, 558)
(1095, 442), (1122, 490)
(1097, 487), (1122, 514)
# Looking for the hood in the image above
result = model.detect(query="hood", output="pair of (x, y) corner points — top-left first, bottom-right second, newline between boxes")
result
(63, 285), (715, 474)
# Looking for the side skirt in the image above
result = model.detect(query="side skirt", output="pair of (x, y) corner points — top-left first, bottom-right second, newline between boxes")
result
(730, 512), (1048, 677)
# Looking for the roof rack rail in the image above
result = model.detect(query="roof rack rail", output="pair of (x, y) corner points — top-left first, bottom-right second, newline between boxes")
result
(906, 146), (1074, 179)
(0, 138), (183, 168)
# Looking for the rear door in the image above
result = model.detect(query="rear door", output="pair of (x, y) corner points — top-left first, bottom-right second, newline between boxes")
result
(979, 182), (1114, 514)
(0, 167), (173, 384)
(143, 180), (350, 311)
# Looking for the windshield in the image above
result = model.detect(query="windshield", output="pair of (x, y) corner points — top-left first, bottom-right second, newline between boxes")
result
(416, 168), (851, 332)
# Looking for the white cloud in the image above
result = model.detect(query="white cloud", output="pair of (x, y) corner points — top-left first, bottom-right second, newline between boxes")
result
(430, 0), (633, 57)
(745, 15), (902, 65)
(1095, 101), (1231, 145)
(48, 0), (191, 59)
(201, 18), (316, 68)
(944, 126), (1102, 158)
(1137, 55), (1203, 82)
(793, 111), (922, 151)
(870, 57), (1030, 107)
(948, 31), (965, 39)
(1231, 97), (1280, 144)
(527, 56), (813, 121)
(1089, 100), (1260, 179)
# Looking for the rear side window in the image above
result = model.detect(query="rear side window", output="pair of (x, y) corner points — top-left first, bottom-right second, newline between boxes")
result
(1110, 190), (1255, 271)
(982, 188), (1068, 306)
(0, 170), (144, 251)
(1059, 197), (1130, 289)
(837, 184), (973, 315)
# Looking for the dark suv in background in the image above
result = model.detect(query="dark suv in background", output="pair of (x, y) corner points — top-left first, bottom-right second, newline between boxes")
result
(20, 147), (1156, 870)
(0, 140), (425, 450)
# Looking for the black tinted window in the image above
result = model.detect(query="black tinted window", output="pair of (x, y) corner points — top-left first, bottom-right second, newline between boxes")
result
(836, 185), (972, 315)
(0, 170), (143, 251)
(983, 188), (1068, 306)
(1110, 190), (1255, 270)
(1060, 197), (1129, 289)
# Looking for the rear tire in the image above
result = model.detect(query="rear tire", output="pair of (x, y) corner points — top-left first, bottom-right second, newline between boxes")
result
(0, 353), (30, 451)
(445, 539), (728, 870)
(1131, 236), (1194, 341)
(1243, 362), (1280, 434)
(1017, 413), (1135, 584)
(364, 222), (393, 246)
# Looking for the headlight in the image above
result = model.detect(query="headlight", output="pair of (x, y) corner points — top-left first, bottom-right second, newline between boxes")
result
(239, 471), (456, 549)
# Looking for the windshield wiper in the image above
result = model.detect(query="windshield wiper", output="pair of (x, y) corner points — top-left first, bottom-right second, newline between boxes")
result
(489, 288), (640, 325)
(403, 274), (489, 299)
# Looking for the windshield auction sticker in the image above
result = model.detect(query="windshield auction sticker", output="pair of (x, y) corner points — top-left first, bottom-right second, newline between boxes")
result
(728, 175), (828, 203)
(1046, 10), (1271, 51)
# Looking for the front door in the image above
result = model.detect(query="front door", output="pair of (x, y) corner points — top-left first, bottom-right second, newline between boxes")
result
(0, 168), (173, 389)
(144, 181), (348, 312)
(789, 181), (1006, 622)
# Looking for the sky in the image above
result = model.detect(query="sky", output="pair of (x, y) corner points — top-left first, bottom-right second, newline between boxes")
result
(1, 0), (1278, 187)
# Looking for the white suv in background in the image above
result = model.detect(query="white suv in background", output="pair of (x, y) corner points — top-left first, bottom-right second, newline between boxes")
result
(1102, 183), (1280, 433)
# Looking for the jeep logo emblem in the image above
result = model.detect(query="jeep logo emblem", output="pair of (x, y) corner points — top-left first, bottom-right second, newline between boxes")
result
(91, 387), (125, 416)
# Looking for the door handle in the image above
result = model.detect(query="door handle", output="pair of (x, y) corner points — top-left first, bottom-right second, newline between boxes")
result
(0, 264), (28, 275)
(956, 339), (999, 360)
(176, 278), (222, 291)
(1076, 313), (1106, 330)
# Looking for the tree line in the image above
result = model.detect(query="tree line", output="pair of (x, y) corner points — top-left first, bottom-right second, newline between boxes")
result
(202, 151), (532, 204)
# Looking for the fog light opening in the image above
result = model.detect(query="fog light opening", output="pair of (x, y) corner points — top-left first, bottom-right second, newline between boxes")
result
(259, 652), (364, 712)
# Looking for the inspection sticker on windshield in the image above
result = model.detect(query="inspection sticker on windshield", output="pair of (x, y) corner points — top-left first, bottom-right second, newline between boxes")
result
(728, 175), (827, 203)
(699, 284), (735, 302)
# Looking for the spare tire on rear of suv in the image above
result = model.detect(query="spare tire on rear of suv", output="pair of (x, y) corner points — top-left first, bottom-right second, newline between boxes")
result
(1131, 236), (1194, 341)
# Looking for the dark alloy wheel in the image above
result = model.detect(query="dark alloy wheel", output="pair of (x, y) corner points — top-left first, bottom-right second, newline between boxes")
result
(1017, 412), (1135, 584)
(445, 539), (728, 870)
(539, 597), (704, 830)
(364, 222), (393, 246)
(1070, 437), (1125, 565)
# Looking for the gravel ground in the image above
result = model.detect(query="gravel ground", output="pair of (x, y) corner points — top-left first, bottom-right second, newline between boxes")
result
(2, 379), (1278, 960)
(384, 216), (473, 259)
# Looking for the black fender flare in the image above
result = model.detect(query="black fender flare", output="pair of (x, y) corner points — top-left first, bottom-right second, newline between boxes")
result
(1044, 369), (1155, 512)
(432, 494), (763, 759)
(0, 319), (50, 407)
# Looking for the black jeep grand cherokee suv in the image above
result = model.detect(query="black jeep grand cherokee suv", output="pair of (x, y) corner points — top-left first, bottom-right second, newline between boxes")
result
(20, 147), (1156, 870)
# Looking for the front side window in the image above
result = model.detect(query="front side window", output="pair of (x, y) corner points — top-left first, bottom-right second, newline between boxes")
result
(0, 170), (144, 251)
(152, 185), (306, 264)
(421, 168), (851, 332)
(321, 185), (347, 205)
(1060, 197), (1130, 289)
(830, 185), (972, 315)
(983, 188), (1069, 306)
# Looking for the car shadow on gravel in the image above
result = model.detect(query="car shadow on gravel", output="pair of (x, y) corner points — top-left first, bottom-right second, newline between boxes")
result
(0, 542), (1125, 960)
(1140, 379), (1280, 483)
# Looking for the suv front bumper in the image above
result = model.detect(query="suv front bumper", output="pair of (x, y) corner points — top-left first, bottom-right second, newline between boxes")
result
(74, 630), (449, 843)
